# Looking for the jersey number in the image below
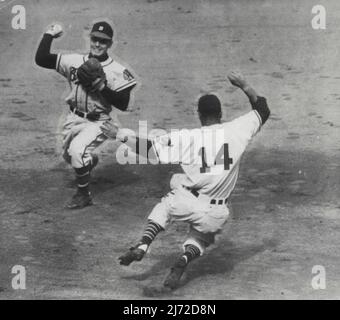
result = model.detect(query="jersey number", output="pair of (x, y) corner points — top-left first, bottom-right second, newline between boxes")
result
(199, 143), (233, 173)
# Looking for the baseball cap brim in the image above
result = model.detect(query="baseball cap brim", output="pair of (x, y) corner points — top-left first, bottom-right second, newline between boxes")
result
(90, 31), (112, 40)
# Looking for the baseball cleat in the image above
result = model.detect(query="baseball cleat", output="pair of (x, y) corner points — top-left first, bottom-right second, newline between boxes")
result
(89, 154), (99, 171)
(66, 191), (93, 209)
(118, 246), (145, 266)
(163, 258), (187, 290)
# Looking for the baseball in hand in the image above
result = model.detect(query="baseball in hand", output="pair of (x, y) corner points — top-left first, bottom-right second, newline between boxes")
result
(46, 24), (63, 38)
(227, 71), (248, 89)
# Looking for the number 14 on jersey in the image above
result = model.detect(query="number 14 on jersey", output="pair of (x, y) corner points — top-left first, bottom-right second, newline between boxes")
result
(199, 143), (233, 173)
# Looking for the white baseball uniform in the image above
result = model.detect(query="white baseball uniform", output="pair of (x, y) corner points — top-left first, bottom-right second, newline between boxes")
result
(56, 53), (136, 168)
(148, 110), (262, 253)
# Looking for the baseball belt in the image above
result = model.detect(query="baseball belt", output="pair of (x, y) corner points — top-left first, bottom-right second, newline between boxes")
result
(189, 189), (228, 205)
(69, 105), (91, 119)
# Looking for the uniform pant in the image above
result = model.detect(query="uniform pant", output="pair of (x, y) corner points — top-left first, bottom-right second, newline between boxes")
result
(148, 181), (230, 255)
(62, 112), (107, 169)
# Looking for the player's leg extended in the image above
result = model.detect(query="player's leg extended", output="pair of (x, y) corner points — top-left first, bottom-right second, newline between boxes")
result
(163, 230), (213, 290)
(66, 122), (107, 209)
(163, 193), (230, 289)
(118, 192), (176, 266)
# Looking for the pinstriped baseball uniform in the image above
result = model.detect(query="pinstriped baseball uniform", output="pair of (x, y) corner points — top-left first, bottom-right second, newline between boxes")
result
(56, 53), (136, 168)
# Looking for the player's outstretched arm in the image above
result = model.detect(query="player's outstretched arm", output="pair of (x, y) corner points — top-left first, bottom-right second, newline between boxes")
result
(100, 121), (153, 156)
(227, 71), (270, 124)
(35, 24), (63, 69)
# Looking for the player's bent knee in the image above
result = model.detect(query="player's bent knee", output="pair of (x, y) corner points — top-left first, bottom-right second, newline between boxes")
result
(197, 208), (230, 234)
(69, 154), (84, 168)
(189, 227), (216, 247)
(68, 146), (86, 168)
(147, 203), (169, 229)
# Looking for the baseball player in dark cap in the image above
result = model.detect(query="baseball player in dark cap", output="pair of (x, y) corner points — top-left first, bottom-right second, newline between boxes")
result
(91, 21), (113, 39)
(35, 20), (137, 209)
(101, 71), (270, 291)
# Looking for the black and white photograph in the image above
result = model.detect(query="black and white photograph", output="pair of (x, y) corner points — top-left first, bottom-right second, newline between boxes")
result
(0, 0), (339, 304)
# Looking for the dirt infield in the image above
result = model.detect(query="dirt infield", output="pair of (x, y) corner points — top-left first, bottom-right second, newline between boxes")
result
(0, 0), (339, 299)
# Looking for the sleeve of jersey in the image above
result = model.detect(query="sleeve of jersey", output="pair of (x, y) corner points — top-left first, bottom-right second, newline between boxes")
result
(231, 110), (262, 143)
(151, 130), (185, 164)
(56, 53), (75, 78)
(114, 68), (137, 92)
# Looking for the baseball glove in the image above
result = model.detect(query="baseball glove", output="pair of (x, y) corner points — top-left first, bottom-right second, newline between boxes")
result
(77, 58), (107, 93)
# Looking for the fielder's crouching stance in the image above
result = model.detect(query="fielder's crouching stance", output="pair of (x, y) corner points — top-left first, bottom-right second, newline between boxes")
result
(35, 21), (137, 209)
(101, 72), (270, 290)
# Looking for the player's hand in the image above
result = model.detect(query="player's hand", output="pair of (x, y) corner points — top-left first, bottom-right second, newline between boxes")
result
(100, 121), (119, 139)
(227, 71), (248, 89)
(45, 24), (63, 38)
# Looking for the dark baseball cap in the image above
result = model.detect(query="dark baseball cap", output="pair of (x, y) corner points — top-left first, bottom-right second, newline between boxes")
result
(90, 21), (113, 40)
(198, 94), (221, 116)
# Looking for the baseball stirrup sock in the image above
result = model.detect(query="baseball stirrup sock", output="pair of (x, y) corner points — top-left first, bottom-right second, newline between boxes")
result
(140, 220), (164, 246)
(75, 167), (91, 192)
(181, 244), (201, 265)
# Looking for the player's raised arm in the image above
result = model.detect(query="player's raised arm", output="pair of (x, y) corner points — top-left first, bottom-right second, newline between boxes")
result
(227, 71), (270, 125)
(35, 24), (63, 69)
